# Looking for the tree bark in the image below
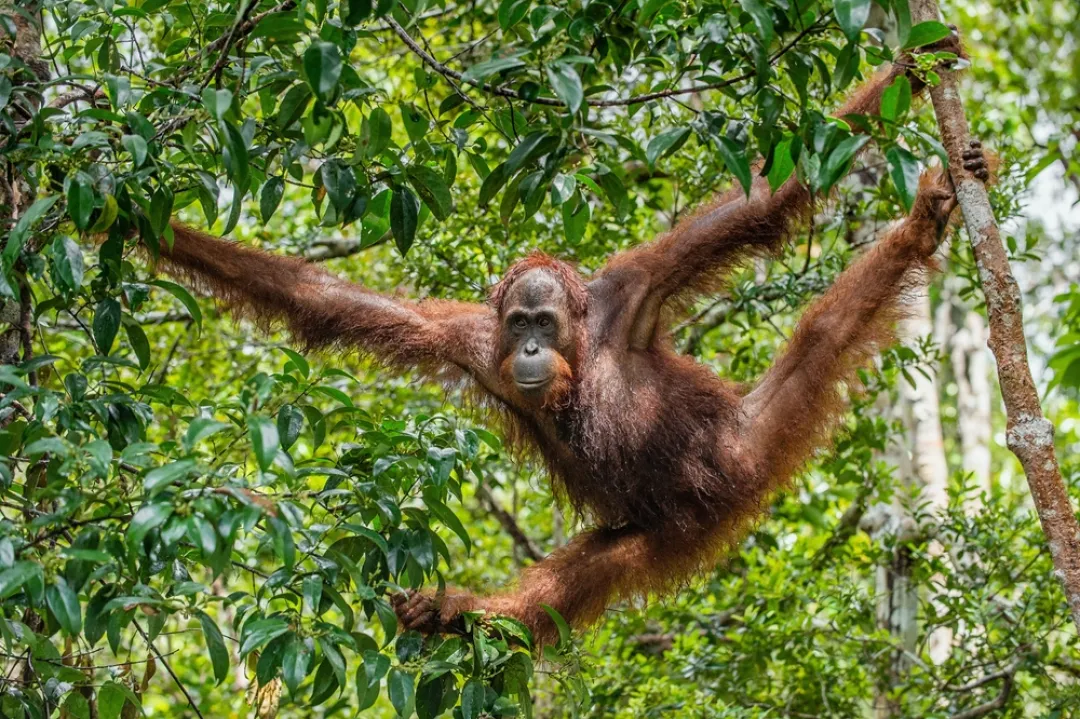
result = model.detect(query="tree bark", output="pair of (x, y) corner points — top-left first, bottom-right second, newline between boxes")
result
(911, 0), (1080, 633)
(899, 296), (953, 664)
(0, 0), (44, 367)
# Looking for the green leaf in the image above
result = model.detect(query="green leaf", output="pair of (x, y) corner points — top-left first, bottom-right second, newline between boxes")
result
(97, 681), (134, 719)
(562, 193), (590, 243)
(739, 0), (774, 45)
(407, 165), (453, 221)
(390, 186), (420, 255)
(197, 611), (230, 684)
(357, 651), (390, 710)
(363, 107), (392, 158)
(63, 693), (91, 719)
(93, 298), (121, 355)
(276, 83), (313, 130)
(894, 0), (912, 48)
(202, 87), (233, 121)
(128, 502), (173, 545)
(423, 496), (470, 550)
(303, 575), (323, 616)
(540, 604), (572, 647)
(150, 279), (203, 329)
(320, 159), (356, 212)
(498, 0), (530, 29)
(183, 418), (231, 451)
(508, 132), (557, 174)
(834, 0), (871, 41)
(716, 136), (753, 197)
(149, 185), (174, 237)
(766, 136), (797, 191)
(550, 174), (576, 206)
(0, 562), (40, 599)
(387, 667), (416, 717)
(277, 404), (305, 451)
(309, 659), (339, 705)
(5, 195), (60, 263)
(880, 75), (912, 122)
(886, 145), (921, 212)
(461, 57), (526, 84)
(248, 416), (280, 471)
(546, 62), (583, 114)
(47, 579), (82, 636)
(460, 678), (485, 719)
(478, 161), (511, 207)
(220, 121), (250, 188)
(818, 135), (870, 193)
(49, 236), (85, 292)
(282, 634), (313, 695)
(277, 347), (309, 378)
(124, 318), (151, 370)
(122, 134), (148, 167)
(646, 127), (691, 168)
(834, 41), (861, 91)
(903, 20), (951, 49)
(399, 103), (430, 143)
(144, 458), (196, 495)
(341, 0), (372, 24)
(304, 42), (343, 102)
(260, 177), (285, 223)
(68, 171), (95, 229)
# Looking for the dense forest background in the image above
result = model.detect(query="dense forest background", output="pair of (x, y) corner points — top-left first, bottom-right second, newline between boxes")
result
(0, 0), (1078, 716)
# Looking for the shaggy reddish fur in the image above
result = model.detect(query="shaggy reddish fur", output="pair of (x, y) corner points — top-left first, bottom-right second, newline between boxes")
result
(149, 46), (980, 647)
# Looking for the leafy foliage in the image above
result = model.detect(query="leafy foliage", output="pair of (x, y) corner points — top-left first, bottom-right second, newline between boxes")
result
(0, 0), (1076, 716)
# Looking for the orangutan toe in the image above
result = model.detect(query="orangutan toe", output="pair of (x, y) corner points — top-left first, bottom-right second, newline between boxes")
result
(961, 140), (990, 181)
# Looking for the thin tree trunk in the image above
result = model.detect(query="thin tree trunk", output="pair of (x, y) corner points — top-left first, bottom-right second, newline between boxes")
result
(0, 0), (44, 367)
(872, 429), (918, 719)
(911, 0), (1080, 633)
(899, 295), (953, 664)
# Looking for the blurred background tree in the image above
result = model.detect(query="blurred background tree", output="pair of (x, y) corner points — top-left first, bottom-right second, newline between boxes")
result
(0, 0), (1077, 716)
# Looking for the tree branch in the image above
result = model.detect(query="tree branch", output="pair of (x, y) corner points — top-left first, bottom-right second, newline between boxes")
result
(910, 0), (1080, 635)
(476, 481), (543, 562)
(386, 17), (824, 109)
(949, 674), (1014, 719)
(198, 0), (295, 62)
(133, 621), (206, 719)
(199, 0), (260, 90)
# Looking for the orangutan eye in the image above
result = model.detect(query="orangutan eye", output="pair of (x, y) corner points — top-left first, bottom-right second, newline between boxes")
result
(538, 317), (550, 328)
(514, 317), (527, 329)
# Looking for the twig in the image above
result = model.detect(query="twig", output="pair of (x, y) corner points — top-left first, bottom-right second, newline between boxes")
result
(945, 659), (1022, 693)
(476, 481), (543, 562)
(47, 87), (105, 109)
(197, 0), (296, 64)
(200, 0), (260, 90)
(949, 674), (1014, 719)
(134, 621), (206, 719)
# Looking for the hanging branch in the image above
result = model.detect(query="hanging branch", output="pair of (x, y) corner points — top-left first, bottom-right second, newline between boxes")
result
(910, 0), (1080, 634)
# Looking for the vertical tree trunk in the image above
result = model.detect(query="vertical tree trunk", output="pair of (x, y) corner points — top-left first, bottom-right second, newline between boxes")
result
(899, 295), (954, 664)
(871, 423), (919, 719)
(910, 0), (1080, 633)
(868, 387), (922, 719)
(0, 0), (44, 367)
